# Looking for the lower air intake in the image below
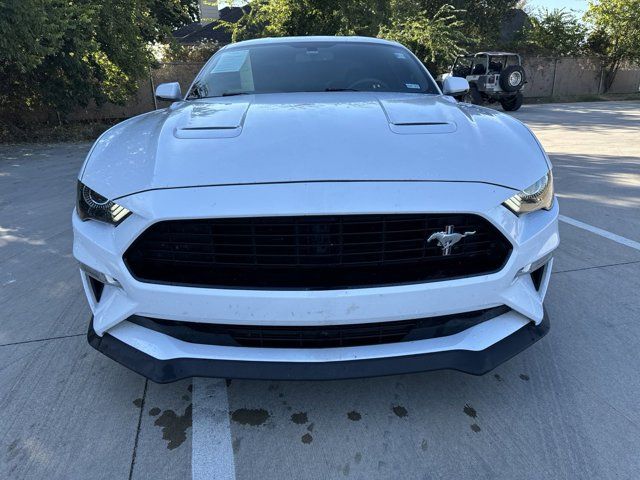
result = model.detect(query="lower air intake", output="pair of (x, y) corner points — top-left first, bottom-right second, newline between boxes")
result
(128, 306), (511, 349)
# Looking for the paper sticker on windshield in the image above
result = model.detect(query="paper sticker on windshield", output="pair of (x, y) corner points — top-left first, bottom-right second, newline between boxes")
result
(212, 50), (249, 73)
(406, 83), (421, 89)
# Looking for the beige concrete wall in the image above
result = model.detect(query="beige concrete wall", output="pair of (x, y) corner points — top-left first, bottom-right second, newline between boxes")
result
(521, 57), (556, 97)
(609, 64), (640, 94)
(521, 56), (603, 98)
(521, 57), (639, 98)
(552, 57), (603, 96)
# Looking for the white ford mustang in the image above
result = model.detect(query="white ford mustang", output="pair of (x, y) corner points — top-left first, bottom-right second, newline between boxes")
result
(73, 36), (558, 382)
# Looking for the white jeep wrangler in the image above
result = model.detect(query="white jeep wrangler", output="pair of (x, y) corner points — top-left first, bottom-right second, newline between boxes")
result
(437, 52), (527, 111)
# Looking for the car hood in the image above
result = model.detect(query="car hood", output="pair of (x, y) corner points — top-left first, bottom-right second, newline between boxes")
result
(81, 92), (549, 199)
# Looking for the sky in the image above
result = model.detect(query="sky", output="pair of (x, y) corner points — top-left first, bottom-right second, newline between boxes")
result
(526, 0), (589, 13)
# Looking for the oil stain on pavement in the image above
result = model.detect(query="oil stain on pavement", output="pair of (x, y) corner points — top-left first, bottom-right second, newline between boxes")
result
(392, 405), (408, 418)
(463, 404), (477, 419)
(347, 410), (362, 421)
(153, 404), (193, 450)
(231, 408), (270, 426)
(464, 404), (482, 433)
(290, 412), (308, 425)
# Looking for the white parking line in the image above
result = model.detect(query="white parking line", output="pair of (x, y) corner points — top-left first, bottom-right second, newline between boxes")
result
(559, 215), (640, 251)
(192, 378), (236, 480)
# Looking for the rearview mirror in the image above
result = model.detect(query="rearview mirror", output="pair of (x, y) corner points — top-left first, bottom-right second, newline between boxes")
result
(155, 82), (182, 101)
(442, 77), (469, 96)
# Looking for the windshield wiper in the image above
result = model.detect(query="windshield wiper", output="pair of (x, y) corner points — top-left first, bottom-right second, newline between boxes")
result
(187, 92), (251, 100)
(196, 89), (360, 98)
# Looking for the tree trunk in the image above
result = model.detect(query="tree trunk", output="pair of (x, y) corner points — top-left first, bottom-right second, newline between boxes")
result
(603, 58), (621, 93)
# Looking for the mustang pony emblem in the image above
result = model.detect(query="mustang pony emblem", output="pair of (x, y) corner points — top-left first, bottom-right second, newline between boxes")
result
(427, 225), (476, 256)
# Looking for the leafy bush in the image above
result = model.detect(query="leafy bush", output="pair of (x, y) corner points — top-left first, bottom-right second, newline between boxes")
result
(515, 8), (588, 56)
(0, 0), (198, 120)
(155, 40), (224, 63)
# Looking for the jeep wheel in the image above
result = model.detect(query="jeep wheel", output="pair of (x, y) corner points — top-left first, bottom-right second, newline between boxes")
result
(499, 65), (526, 93)
(461, 85), (482, 105)
(500, 92), (524, 111)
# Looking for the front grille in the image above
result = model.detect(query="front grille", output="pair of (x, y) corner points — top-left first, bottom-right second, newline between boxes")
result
(128, 306), (511, 349)
(124, 214), (512, 289)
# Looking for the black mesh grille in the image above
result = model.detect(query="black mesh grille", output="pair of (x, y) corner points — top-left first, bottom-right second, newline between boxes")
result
(128, 306), (510, 349)
(124, 214), (512, 289)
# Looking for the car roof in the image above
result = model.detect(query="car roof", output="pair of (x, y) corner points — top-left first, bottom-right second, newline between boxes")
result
(227, 36), (402, 49)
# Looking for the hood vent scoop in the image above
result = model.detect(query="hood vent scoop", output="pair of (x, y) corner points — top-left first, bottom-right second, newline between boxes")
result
(174, 101), (249, 139)
(377, 97), (457, 135)
(393, 121), (449, 126)
(181, 126), (239, 130)
(174, 126), (242, 139)
(389, 121), (457, 135)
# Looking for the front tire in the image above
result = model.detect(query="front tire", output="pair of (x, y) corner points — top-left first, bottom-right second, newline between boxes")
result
(500, 92), (523, 111)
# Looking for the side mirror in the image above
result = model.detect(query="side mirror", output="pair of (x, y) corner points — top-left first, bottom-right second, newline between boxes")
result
(442, 77), (469, 96)
(155, 82), (182, 101)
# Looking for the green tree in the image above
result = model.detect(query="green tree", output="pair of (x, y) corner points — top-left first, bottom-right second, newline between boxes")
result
(230, 0), (391, 41)
(380, 4), (468, 72)
(455, 0), (520, 49)
(229, 0), (470, 71)
(0, 0), (198, 120)
(389, 0), (519, 49)
(515, 8), (587, 55)
(584, 0), (640, 92)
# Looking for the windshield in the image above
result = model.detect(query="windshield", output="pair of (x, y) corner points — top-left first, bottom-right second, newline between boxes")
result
(187, 41), (439, 99)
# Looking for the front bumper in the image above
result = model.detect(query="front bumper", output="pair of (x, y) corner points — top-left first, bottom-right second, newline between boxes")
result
(88, 310), (549, 382)
(74, 181), (559, 381)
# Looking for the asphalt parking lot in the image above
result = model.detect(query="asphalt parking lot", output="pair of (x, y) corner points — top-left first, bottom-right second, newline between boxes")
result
(1, 101), (640, 480)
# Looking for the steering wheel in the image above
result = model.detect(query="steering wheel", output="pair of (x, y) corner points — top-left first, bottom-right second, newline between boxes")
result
(346, 78), (390, 91)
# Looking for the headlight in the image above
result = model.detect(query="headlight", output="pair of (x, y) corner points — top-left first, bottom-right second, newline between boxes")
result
(503, 171), (554, 215)
(77, 182), (131, 225)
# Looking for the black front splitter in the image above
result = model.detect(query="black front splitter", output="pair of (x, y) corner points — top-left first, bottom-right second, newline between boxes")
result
(87, 312), (549, 383)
